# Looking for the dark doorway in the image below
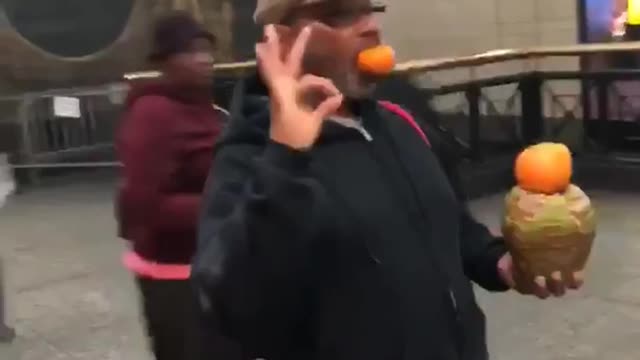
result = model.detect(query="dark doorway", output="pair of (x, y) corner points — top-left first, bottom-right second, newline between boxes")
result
(3, 0), (133, 58)
(231, 0), (260, 61)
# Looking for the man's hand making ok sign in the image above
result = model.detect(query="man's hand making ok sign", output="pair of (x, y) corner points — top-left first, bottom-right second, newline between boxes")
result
(256, 24), (344, 150)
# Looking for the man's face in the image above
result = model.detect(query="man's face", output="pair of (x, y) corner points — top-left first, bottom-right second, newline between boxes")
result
(283, 0), (385, 98)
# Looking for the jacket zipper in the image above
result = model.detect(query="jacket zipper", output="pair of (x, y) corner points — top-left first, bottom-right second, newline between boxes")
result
(371, 114), (466, 356)
(449, 289), (458, 313)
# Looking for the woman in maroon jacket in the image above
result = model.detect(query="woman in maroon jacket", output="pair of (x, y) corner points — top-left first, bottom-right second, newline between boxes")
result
(116, 12), (230, 360)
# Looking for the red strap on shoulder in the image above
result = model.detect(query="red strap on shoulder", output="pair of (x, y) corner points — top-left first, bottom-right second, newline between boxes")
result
(378, 100), (430, 147)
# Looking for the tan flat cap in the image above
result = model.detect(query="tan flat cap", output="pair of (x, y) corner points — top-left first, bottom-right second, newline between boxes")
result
(253, 0), (324, 25)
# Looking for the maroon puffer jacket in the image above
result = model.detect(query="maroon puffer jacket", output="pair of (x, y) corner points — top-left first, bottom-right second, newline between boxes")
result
(116, 80), (226, 264)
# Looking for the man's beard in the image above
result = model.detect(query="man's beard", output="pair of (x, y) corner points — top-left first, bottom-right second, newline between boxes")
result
(303, 55), (377, 99)
(333, 68), (377, 99)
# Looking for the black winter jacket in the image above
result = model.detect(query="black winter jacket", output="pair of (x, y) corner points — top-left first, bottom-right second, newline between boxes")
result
(193, 74), (509, 360)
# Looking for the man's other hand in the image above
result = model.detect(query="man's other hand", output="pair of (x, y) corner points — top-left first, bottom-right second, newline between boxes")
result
(497, 253), (585, 299)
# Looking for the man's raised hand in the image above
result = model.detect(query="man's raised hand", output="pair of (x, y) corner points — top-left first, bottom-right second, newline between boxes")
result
(256, 24), (343, 150)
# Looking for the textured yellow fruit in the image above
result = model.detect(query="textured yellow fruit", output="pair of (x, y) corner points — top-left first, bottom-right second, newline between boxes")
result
(502, 184), (595, 293)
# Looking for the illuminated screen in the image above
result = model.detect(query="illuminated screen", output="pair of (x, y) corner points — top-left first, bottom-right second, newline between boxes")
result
(582, 0), (628, 42)
(582, 0), (640, 70)
(581, 0), (640, 142)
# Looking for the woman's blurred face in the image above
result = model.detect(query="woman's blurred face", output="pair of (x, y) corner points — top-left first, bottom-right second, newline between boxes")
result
(163, 38), (215, 87)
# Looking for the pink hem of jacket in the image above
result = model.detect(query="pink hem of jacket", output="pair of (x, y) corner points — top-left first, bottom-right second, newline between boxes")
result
(122, 250), (191, 280)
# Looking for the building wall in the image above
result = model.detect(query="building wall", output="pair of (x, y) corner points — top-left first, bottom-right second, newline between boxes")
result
(0, 0), (580, 92)
(380, 0), (579, 126)
(380, 0), (580, 87)
(381, 0), (579, 61)
(379, 0), (582, 146)
(0, 0), (237, 94)
(0, 0), (152, 94)
(0, 0), (585, 152)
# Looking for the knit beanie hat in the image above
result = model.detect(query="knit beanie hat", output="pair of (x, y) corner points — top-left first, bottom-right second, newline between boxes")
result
(148, 11), (216, 62)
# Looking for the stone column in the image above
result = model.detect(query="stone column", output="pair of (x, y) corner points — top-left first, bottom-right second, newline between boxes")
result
(198, 0), (235, 62)
(0, 258), (15, 343)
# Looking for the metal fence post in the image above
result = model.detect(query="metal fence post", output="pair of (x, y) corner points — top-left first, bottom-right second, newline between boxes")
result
(465, 86), (482, 161)
(16, 96), (38, 189)
(519, 73), (544, 145)
(595, 77), (611, 152)
(0, 258), (15, 343)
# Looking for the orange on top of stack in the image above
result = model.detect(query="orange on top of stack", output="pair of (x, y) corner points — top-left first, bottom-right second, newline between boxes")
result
(514, 142), (572, 195)
(357, 45), (396, 76)
(504, 142), (595, 294)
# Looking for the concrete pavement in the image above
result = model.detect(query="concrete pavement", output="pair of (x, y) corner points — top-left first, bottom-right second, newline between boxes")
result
(0, 171), (638, 360)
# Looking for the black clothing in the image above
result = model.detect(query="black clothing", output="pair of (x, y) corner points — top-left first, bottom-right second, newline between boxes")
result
(136, 277), (202, 360)
(135, 277), (242, 360)
(193, 74), (509, 360)
(374, 74), (470, 160)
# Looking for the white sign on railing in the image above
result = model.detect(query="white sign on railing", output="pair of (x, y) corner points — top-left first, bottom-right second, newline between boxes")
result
(52, 96), (81, 118)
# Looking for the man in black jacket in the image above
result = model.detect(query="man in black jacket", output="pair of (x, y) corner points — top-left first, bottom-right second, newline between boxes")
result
(193, 1), (583, 359)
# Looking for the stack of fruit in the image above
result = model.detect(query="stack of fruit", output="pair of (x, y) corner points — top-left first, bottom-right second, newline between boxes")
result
(502, 143), (596, 293)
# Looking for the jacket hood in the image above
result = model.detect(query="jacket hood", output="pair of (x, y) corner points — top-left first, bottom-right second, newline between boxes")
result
(215, 72), (271, 150)
(125, 79), (213, 109)
(228, 72), (269, 117)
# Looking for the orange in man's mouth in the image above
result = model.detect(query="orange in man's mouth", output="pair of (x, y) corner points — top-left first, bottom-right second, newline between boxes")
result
(357, 45), (396, 76)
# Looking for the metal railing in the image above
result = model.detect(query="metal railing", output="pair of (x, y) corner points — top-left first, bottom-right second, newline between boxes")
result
(120, 41), (640, 161)
(124, 40), (640, 78)
(0, 84), (128, 183)
(3, 40), (640, 175)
